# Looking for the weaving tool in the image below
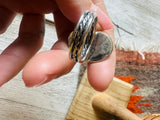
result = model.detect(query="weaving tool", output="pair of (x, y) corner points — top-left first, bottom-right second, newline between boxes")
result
(66, 71), (142, 120)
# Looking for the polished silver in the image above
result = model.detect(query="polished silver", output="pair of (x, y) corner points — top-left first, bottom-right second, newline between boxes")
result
(68, 11), (113, 63)
(87, 32), (113, 62)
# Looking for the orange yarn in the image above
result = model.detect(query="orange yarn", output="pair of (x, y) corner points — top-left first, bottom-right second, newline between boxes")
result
(116, 76), (135, 83)
(116, 76), (151, 114)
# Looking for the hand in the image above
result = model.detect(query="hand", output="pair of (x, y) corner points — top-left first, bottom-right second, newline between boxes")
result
(0, 0), (115, 91)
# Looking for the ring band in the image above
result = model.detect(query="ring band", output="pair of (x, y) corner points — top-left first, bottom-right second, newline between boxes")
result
(68, 11), (113, 63)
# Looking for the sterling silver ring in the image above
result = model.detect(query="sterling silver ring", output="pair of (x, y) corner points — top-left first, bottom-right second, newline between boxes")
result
(68, 11), (113, 63)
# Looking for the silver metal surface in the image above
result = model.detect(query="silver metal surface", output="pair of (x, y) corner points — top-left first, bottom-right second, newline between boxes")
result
(68, 11), (113, 63)
(87, 32), (113, 62)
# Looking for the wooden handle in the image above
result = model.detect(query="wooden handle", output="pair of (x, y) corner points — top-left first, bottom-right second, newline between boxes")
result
(92, 93), (142, 120)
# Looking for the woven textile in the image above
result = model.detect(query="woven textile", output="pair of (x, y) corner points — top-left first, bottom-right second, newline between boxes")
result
(79, 49), (160, 117)
(115, 50), (160, 117)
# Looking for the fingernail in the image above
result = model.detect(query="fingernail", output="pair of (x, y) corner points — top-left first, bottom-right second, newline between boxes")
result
(35, 75), (59, 87)
(34, 77), (49, 87)
(90, 4), (113, 30)
(25, 75), (58, 87)
(51, 41), (69, 51)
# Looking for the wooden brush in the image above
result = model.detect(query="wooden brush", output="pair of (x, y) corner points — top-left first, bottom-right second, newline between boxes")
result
(66, 71), (142, 120)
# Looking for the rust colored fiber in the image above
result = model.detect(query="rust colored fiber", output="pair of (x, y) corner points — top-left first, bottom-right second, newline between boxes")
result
(116, 76), (152, 114)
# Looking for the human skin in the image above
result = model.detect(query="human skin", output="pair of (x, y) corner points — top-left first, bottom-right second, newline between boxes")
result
(0, 0), (115, 91)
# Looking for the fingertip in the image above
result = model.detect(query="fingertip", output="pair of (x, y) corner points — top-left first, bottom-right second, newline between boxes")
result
(23, 50), (75, 87)
(87, 62), (114, 91)
(22, 52), (48, 87)
(87, 50), (116, 91)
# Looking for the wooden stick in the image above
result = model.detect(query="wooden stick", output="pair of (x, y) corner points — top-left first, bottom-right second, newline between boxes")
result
(92, 93), (142, 120)
(66, 72), (135, 119)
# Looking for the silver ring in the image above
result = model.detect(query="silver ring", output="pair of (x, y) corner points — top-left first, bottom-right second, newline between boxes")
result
(68, 11), (113, 63)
